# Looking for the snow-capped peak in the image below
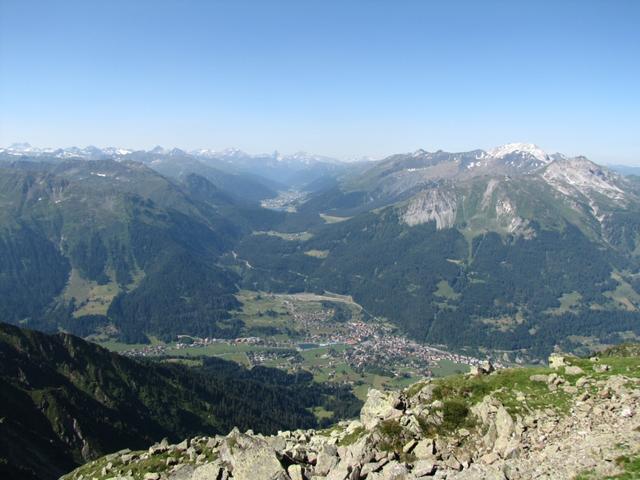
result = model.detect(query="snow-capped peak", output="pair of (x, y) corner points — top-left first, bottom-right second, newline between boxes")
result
(150, 146), (167, 155)
(280, 151), (341, 165)
(8, 142), (34, 151)
(412, 149), (428, 157)
(487, 143), (550, 163)
(192, 147), (250, 159)
(103, 147), (133, 156)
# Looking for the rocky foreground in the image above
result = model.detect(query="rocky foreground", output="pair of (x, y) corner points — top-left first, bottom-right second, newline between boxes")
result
(63, 353), (640, 480)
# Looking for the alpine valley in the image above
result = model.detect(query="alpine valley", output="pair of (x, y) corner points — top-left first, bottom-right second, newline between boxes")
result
(2, 142), (640, 479)
(2, 142), (639, 358)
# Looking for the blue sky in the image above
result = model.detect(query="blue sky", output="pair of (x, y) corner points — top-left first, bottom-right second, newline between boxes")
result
(1, 0), (639, 163)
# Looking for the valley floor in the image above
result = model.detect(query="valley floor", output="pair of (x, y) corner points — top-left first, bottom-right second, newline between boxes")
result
(96, 290), (478, 404)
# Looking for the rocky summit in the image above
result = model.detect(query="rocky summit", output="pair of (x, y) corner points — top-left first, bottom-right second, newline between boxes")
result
(63, 351), (640, 480)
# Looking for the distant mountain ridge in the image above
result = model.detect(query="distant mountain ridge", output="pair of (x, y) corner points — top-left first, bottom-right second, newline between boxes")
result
(0, 143), (344, 167)
(0, 143), (350, 191)
(609, 164), (640, 177)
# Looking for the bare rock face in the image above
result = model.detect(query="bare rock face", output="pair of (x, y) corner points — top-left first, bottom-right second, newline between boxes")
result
(469, 361), (495, 376)
(190, 463), (222, 480)
(367, 460), (410, 479)
(218, 431), (287, 480)
(315, 444), (339, 476)
(360, 389), (406, 429)
(548, 354), (566, 369)
(492, 406), (516, 458)
(565, 365), (584, 375)
(401, 188), (457, 229)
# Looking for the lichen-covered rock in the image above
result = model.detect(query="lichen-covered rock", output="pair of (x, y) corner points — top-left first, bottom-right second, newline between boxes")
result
(367, 461), (410, 480)
(360, 389), (405, 429)
(493, 406), (515, 457)
(287, 464), (304, 480)
(218, 431), (287, 480)
(190, 462), (222, 480)
(564, 365), (583, 375)
(548, 354), (566, 369)
(315, 444), (339, 476)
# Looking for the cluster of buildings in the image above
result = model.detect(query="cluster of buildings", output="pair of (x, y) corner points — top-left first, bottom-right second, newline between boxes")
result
(119, 344), (168, 358)
(246, 348), (302, 367)
(282, 299), (337, 335)
(260, 190), (305, 211)
(173, 336), (264, 349)
(119, 299), (491, 380)
(342, 322), (481, 376)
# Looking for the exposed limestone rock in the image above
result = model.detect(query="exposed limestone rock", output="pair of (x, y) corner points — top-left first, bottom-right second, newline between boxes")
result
(360, 389), (405, 429)
(190, 463), (222, 480)
(565, 365), (584, 375)
(287, 464), (304, 480)
(367, 461), (409, 480)
(469, 361), (495, 376)
(315, 444), (339, 476)
(413, 438), (435, 460)
(402, 188), (457, 229)
(493, 406), (516, 458)
(219, 431), (287, 480)
(548, 354), (566, 369)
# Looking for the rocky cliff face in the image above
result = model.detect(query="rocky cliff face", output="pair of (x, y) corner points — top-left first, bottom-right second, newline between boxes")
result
(402, 188), (457, 229)
(63, 352), (640, 480)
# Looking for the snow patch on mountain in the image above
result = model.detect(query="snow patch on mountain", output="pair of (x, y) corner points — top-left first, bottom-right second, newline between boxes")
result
(487, 143), (550, 163)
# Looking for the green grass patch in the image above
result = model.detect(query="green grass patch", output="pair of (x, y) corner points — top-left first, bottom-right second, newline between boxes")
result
(338, 426), (366, 446)
(576, 453), (640, 480)
(545, 291), (582, 315)
(433, 280), (461, 300)
(377, 419), (405, 452)
(304, 249), (329, 258)
(432, 365), (572, 416)
(252, 230), (313, 241)
(320, 213), (352, 223)
(442, 399), (472, 431)
(431, 359), (470, 377)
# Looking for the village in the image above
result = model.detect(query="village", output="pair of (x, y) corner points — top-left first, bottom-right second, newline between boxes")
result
(119, 301), (486, 380)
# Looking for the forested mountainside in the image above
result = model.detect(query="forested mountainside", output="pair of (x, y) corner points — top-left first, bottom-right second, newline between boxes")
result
(0, 323), (361, 480)
(0, 159), (276, 342)
(232, 144), (640, 358)
(0, 143), (639, 358)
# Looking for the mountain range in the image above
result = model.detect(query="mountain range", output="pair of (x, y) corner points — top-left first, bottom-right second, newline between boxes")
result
(232, 143), (640, 358)
(1, 142), (639, 359)
(0, 143), (348, 195)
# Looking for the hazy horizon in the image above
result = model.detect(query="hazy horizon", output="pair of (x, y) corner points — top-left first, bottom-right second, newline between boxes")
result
(1, 0), (639, 164)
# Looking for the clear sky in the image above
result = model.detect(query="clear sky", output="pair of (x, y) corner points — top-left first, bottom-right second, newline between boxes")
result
(1, 0), (639, 163)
